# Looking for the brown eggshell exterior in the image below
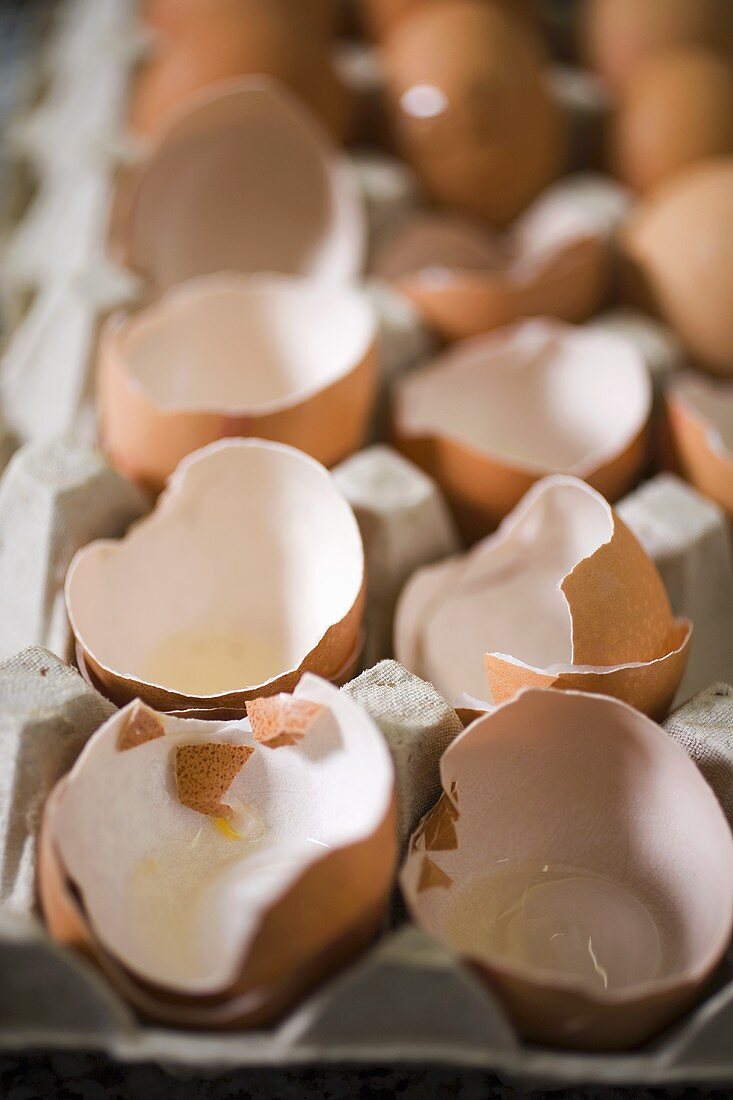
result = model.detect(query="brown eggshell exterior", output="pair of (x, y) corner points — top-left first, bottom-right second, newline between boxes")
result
(144, 0), (339, 41)
(383, 0), (565, 227)
(666, 391), (733, 515)
(395, 235), (611, 343)
(485, 618), (691, 721)
(394, 415), (650, 542)
(363, 0), (541, 42)
(39, 784), (397, 1028)
(611, 47), (733, 194)
(623, 159), (733, 376)
(98, 320), (378, 494)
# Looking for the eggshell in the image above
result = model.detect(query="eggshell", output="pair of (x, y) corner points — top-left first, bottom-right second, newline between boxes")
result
(144, 0), (339, 41)
(118, 78), (365, 295)
(393, 319), (651, 538)
(39, 676), (397, 1027)
(132, 0), (350, 140)
(65, 439), (366, 715)
(394, 475), (691, 719)
(372, 175), (628, 342)
(383, 0), (565, 227)
(401, 688), (733, 1048)
(362, 0), (541, 42)
(666, 373), (733, 515)
(98, 274), (379, 492)
(612, 47), (733, 194)
(622, 158), (733, 375)
(581, 0), (733, 90)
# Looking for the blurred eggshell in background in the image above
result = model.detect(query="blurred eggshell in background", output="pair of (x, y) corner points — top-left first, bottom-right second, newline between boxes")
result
(401, 688), (733, 1048)
(589, 308), (685, 395)
(547, 65), (612, 170)
(361, 0), (542, 43)
(383, 0), (565, 226)
(666, 373), (733, 515)
(98, 274), (379, 492)
(119, 79), (365, 295)
(622, 158), (733, 375)
(581, 0), (733, 90)
(65, 439), (365, 714)
(40, 676), (396, 1027)
(394, 475), (690, 718)
(612, 47), (733, 193)
(132, 0), (350, 139)
(372, 174), (628, 342)
(143, 0), (340, 41)
(393, 319), (651, 537)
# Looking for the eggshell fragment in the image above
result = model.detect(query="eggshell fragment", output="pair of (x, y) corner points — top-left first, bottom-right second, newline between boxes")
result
(401, 688), (733, 1048)
(383, 0), (565, 227)
(246, 695), (324, 748)
(372, 175), (628, 342)
(39, 675), (397, 1027)
(132, 0), (350, 140)
(622, 158), (733, 375)
(98, 274), (378, 492)
(666, 374), (733, 516)
(66, 439), (365, 715)
(393, 319), (651, 538)
(394, 476), (690, 719)
(118, 79), (365, 295)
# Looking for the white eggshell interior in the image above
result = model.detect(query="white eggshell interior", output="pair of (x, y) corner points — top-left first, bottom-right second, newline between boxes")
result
(513, 173), (631, 263)
(52, 676), (394, 993)
(115, 275), (376, 413)
(396, 319), (650, 476)
(65, 440), (364, 695)
(127, 79), (365, 293)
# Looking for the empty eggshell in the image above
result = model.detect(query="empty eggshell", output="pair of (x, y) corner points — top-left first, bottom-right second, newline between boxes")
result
(143, 0), (339, 42)
(39, 675), (397, 1027)
(372, 174), (628, 342)
(394, 475), (691, 718)
(393, 319), (651, 538)
(98, 273), (379, 492)
(117, 78), (365, 296)
(401, 687), (733, 1048)
(666, 373), (733, 515)
(581, 0), (733, 90)
(65, 439), (366, 714)
(132, 0), (350, 140)
(383, 0), (565, 227)
(622, 158), (733, 376)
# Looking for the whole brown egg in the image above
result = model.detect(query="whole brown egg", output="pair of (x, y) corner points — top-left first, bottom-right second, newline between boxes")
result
(612, 47), (733, 193)
(582, 0), (733, 90)
(132, 0), (350, 139)
(362, 0), (540, 42)
(383, 0), (565, 226)
(623, 158), (733, 375)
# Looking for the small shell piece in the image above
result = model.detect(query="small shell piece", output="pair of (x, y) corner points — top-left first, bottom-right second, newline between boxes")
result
(401, 688), (733, 1048)
(393, 319), (651, 539)
(98, 274), (378, 492)
(371, 174), (628, 342)
(666, 374), (733, 516)
(65, 439), (365, 715)
(118, 78), (365, 296)
(39, 676), (397, 1027)
(246, 695), (324, 748)
(394, 476), (690, 719)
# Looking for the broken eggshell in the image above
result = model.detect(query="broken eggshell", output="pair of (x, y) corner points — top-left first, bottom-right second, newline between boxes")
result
(666, 373), (733, 516)
(393, 319), (651, 538)
(65, 439), (365, 714)
(39, 675), (397, 1027)
(98, 273), (379, 492)
(394, 475), (690, 719)
(371, 174), (629, 343)
(115, 78), (365, 296)
(401, 687), (733, 1049)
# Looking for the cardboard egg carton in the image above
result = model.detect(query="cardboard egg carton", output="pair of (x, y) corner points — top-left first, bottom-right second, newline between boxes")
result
(3, 0), (733, 1088)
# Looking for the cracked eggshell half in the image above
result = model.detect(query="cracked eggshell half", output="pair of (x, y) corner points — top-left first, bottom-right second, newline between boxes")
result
(65, 439), (365, 714)
(39, 677), (397, 1027)
(98, 273), (379, 492)
(372, 175), (628, 343)
(666, 373), (733, 515)
(394, 476), (690, 719)
(401, 688), (733, 1048)
(116, 78), (365, 296)
(393, 319), (651, 539)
